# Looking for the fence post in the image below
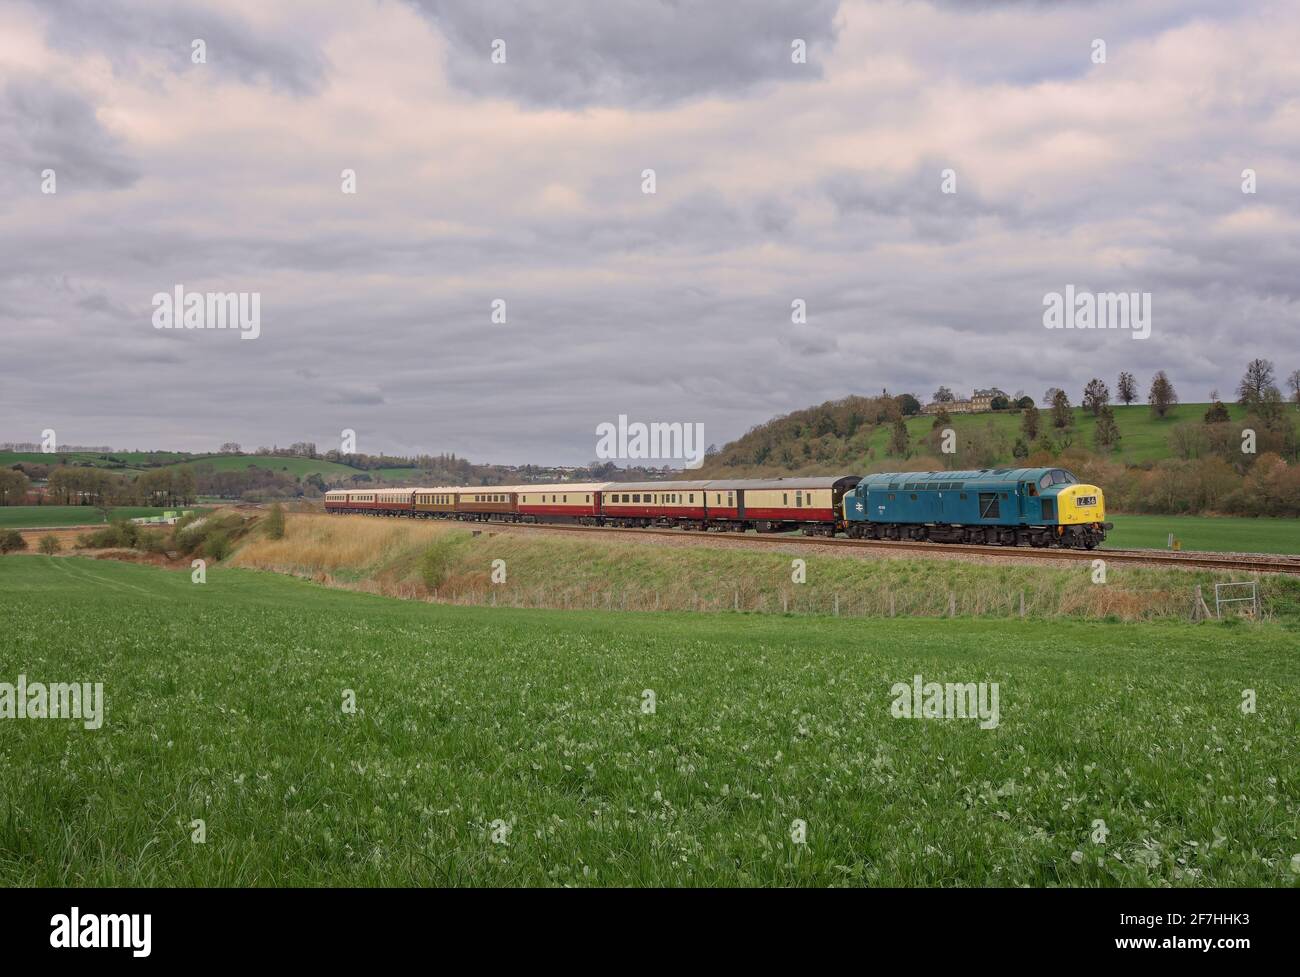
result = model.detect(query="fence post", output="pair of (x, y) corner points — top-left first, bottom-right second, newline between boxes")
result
(734, 590), (739, 612)
(889, 593), (895, 618)
(782, 593), (788, 614)
(948, 592), (956, 617)
(1019, 591), (1025, 619)
(834, 593), (839, 617)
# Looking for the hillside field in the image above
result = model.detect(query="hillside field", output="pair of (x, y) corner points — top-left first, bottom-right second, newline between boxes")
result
(864, 403), (1275, 466)
(0, 505), (209, 529)
(1, 556), (1297, 886)
(0, 450), (398, 482)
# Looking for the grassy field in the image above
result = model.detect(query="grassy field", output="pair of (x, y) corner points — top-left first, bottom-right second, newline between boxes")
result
(1105, 514), (1300, 555)
(0, 506), (207, 529)
(0, 449), (378, 481)
(154, 454), (364, 479)
(0, 450), (190, 473)
(862, 402), (1294, 466)
(1, 555), (1297, 887)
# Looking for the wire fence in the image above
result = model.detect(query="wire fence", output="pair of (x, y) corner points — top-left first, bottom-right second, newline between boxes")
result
(340, 578), (1298, 623)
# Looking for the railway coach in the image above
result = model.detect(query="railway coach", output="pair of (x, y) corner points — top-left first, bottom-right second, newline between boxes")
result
(455, 486), (518, 521)
(516, 484), (606, 524)
(719, 476), (861, 535)
(412, 487), (459, 518)
(323, 488), (384, 513)
(600, 481), (710, 528)
(843, 467), (1111, 549)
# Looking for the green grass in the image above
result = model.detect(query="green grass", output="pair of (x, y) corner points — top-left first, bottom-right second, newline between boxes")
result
(863, 403), (1293, 466)
(0, 450), (188, 472)
(0, 449), (379, 481)
(1, 556), (1296, 887)
(157, 455), (363, 479)
(0, 506), (208, 529)
(1104, 514), (1300, 555)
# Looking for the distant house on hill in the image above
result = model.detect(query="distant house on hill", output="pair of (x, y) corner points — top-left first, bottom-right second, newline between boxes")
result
(921, 387), (1008, 415)
(971, 388), (1009, 411)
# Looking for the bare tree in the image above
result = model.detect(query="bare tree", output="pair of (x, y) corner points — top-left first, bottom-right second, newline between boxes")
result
(1050, 389), (1072, 429)
(1148, 370), (1178, 418)
(1082, 378), (1110, 416)
(1116, 371), (1137, 406)
(1093, 406), (1121, 451)
(1237, 359), (1276, 409)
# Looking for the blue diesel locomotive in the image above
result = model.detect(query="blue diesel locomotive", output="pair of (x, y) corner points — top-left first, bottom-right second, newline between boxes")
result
(842, 467), (1112, 549)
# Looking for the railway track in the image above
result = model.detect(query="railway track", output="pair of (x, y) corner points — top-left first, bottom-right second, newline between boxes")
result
(468, 518), (1300, 575)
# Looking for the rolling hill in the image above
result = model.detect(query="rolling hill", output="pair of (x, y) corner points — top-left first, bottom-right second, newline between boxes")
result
(695, 400), (1299, 478)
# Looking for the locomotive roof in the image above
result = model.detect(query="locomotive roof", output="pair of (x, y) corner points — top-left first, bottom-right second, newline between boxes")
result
(859, 468), (1070, 484)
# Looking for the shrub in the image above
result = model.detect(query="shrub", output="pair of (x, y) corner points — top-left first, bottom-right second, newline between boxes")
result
(203, 531), (232, 561)
(420, 534), (465, 591)
(79, 520), (139, 549)
(38, 534), (60, 555)
(265, 502), (286, 540)
(137, 530), (170, 555)
(0, 530), (27, 553)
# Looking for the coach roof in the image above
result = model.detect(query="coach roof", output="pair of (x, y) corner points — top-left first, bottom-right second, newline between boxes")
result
(705, 476), (860, 490)
(603, 481), (713, 492)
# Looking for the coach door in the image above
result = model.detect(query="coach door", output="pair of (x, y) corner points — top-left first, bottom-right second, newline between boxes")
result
(736, 490), (746, 518)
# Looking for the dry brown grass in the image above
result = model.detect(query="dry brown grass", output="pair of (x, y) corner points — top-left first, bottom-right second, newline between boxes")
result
(229, 513), (451, 575)
(218, 513), (1286, 623)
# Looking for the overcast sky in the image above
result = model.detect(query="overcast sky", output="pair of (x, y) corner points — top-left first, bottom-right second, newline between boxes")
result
(3, 0), (1297, 464)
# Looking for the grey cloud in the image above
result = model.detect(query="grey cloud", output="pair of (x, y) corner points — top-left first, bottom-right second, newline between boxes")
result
(407, 0), (840, 108)
(2, 0), (1298, 464)
(32, 0), (328, 96)
(0, 78), (139, 198)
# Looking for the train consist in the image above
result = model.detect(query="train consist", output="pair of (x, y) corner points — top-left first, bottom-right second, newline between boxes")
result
(324, 467), (1111, 548)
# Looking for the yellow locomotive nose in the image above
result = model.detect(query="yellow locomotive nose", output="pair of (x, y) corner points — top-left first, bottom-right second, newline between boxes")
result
(1057, 484), (1106, 525)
